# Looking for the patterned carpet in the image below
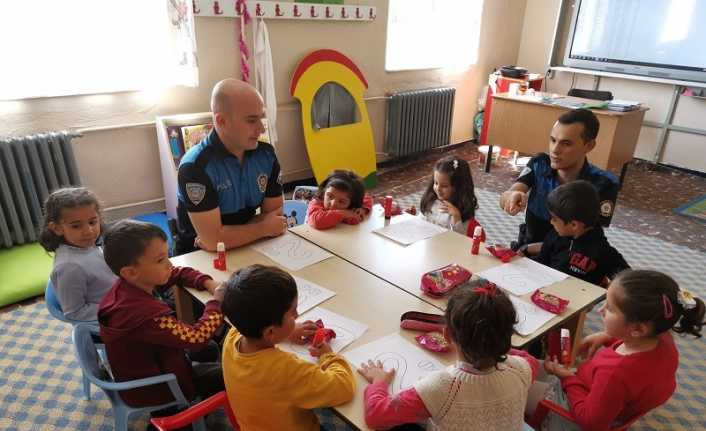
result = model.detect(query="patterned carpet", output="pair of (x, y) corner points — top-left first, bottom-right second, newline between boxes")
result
(1, 187), (703, 430)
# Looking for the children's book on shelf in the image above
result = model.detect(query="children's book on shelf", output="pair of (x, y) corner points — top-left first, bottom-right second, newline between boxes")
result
(181, 124), (213, 152)
(166, 125), (186, 169)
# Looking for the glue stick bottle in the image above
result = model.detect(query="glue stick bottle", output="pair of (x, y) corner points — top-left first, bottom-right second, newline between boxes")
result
(560, 328), (571, 365)
(471, 226), (483, 255)
(216, 241), (226, 270)
(384, 195), (393, 219)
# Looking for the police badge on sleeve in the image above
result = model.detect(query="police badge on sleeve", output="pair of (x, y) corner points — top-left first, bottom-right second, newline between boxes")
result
(257, 173), (268, 192)
(600, 200), (614, 217)
(186, 182), (206, 206)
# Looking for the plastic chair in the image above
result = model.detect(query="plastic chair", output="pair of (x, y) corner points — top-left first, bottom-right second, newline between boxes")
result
(45, 280), (98, 400)
(527, 399), (643, 430)
(72, 323), (203, 431)
(567, 88), (614, 101)
(283, 199), (308, 227)
(150, 390), (239, 430)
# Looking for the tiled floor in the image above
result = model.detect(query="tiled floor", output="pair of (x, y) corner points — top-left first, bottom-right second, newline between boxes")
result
(370, 143), (706, 252)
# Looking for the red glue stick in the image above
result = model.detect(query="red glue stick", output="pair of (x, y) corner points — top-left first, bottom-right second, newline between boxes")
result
(312, 328), (326, 346)
(383, 196), (393, 219)
(471, 226), (483, 255)
(560, 328), (571, 365)
(216, 242), (226, 271)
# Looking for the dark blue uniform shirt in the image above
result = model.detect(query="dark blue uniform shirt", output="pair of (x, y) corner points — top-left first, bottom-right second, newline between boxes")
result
(176, 130), (282, 252)
(515, 153), (619, 246)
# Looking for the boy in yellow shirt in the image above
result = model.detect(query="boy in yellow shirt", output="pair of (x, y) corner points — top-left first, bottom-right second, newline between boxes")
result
(221, 264), (355, 430)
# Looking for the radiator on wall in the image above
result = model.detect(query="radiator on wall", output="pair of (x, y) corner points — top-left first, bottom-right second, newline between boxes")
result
(385, 87), (455, 158)
(0, 132), (81, 248)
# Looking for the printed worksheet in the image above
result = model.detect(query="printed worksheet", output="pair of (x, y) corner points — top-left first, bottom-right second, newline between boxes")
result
(478, 257), (568, 296)
(344, 333), (445, 394)
(279, 307), (368, 363)
(293, 276), (336, 315)
(372, 217), (447, 246)
(509, 296), (556, 336)
(251, 232), (333, 271)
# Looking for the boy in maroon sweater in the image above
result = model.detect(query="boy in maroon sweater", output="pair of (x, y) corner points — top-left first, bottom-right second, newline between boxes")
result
(98, 220), (225, 407)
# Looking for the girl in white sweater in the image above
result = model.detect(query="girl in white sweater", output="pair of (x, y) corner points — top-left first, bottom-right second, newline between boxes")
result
(359, 284), (538, 430)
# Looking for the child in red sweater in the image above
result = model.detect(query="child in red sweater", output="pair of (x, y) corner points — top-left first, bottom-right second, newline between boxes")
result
(306, 170), (373, 229)
(98, 220), (226, 407)
(535, 269), (705, 430)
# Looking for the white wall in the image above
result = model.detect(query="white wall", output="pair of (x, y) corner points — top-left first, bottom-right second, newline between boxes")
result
(516, 0), (706, 173)
(0, 0), (529, 213)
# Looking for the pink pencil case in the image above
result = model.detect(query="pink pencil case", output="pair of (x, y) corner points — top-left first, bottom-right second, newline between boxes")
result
(400, 311), (445, 332)
(420, 264), (472, 298)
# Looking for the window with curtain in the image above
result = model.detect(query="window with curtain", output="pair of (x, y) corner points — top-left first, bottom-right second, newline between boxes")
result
(385, 0), (484, 72)
(0, 0), (198, 101)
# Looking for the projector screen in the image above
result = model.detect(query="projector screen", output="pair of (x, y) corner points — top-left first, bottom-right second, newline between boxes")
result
(564, 0), (706, 83)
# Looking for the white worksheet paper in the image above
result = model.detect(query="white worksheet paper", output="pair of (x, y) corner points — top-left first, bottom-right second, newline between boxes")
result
(509, 295), (557, 336)
(344, 333), (445, 394)
(251, 232), (333, 271)
(293, 276), (336, 315)
(372, 217), (447, 246)
(279, 307), (368, 363)
(478, 257), (568, 296)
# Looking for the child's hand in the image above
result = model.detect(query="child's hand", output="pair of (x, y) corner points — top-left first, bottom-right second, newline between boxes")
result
(578, 331), (613, 360)
(309, 340), (333, 357)
(358, 359), (396, 385)
(439, 200), (461, 223)
(544, 356), (575, 378)
(289, 320), (318, 345)
(213, 284), (227, 302)
(341, 209), (363, 222)
(203, 279), (220, 295)
(354, 207), (367, 220)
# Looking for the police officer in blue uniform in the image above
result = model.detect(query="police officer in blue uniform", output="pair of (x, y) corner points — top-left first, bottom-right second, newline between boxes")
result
(176, 79), (286, 254)
(499, 109), (620, 254)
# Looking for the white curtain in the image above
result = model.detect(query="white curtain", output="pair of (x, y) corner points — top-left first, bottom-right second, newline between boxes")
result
(253, 18), (278, 147)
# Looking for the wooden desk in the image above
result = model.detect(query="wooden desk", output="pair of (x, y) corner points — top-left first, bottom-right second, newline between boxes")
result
(290, 206), (606, 349)
(170, 248), (450, 431)
(486, 92), (647, 179)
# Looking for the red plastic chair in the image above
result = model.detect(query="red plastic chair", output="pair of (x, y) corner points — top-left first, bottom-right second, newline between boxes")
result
(150, 391), (239, 430)
(527, 399), (643, 430)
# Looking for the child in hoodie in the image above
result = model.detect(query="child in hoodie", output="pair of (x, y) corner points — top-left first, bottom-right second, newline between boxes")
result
(98, 220), (225, 407)
(533, 180), (629, 287)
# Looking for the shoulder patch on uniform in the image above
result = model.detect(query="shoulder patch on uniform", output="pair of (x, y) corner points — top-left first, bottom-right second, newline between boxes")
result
(186, 182), (206, 206)
(519, 166), (532, 177)
(600, 200), (614, 217)
(277, 171), (283, 185)
(257, 173), (268, 192)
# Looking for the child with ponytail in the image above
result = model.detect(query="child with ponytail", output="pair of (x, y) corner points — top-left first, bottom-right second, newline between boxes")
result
(537, 269), (705, 430)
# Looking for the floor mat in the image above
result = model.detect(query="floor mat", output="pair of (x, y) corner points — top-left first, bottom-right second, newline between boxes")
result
(674, 195), (706, 223)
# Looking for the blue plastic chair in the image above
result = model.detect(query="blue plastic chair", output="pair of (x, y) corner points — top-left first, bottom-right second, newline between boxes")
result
(45, 280), (98, 400)
(283, 200), (308, 227)
(72, 323), (204, 431)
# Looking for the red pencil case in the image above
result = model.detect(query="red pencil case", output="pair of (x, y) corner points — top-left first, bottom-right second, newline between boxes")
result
(420, 264), (472, 297)
(486, 244), (518, 263)
(400, 311), (445, 332)
(531, 289), (570, 314)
